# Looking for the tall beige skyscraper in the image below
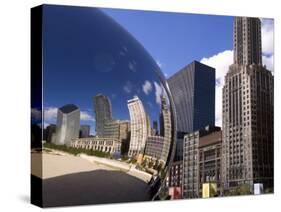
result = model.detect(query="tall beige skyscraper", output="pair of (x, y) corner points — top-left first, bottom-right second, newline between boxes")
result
(127, 96), (149, 157)
(222, 17), (274, 191)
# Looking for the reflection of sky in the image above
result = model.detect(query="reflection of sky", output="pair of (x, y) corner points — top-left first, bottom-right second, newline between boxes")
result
(101, 8), (233, 78)
(42, 5), (170, 133)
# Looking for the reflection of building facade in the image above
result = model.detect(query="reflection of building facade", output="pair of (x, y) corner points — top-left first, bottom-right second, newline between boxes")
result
(182, 126), (221, 198)
(45, 124), (56, 143)
(71, 137), (121, 154)
(103, 120), (120, 138)
(128, 96), (149, 157)
(55, 104), (80, 146)
(94, 94), (112, 137)
(80, 125), (90, 138)
(144, 136), (166, 161)
(152, 121), (158, 136)
(221, 17), (274, 191)
(103, 119), (131, 155)
(167, 60), (215, 133)
(159, 95), (172, 163)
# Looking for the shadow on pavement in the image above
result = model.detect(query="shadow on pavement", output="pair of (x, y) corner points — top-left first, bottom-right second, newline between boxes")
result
(42, 169), (152, 207)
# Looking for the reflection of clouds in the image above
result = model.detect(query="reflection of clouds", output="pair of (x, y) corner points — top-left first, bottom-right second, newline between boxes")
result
(44, 107), (58, 123)
(43, 106), (94, 126)
(123, 81), (133, 93)
(93, 52), (115, 73)
(119, 51), (126, 56)
(154, 82), (163, 105)
(128, 60), (137, 72)
(156, 60), (163, 68)
(153, 81), (170, 107)
(122, 46), (128, 52)
(81, 111), (95, 121)
(147, 101), (153, 108)
(142, 80), (152, 95)
(31, 108), (41, 120)
(119, 46), (128, 57)
(111, 93), (117, 99)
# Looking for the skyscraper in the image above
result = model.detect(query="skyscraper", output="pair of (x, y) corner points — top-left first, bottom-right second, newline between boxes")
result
(94, 94), (112, 137)
(55, 104), (80, 146)
(127, 96), (149, 157)
(221, 17), (274, 191)
(167, 61), (215, 134)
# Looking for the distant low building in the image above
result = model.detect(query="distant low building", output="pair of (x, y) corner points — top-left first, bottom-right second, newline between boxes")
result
(182, 126), (221, 198)
(102, 119), (131, 155)
(71, 137), (121, 154)
(199, 129), (222, 195)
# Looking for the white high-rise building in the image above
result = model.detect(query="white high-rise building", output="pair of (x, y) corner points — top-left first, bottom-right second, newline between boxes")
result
(55, 104), (80, 146)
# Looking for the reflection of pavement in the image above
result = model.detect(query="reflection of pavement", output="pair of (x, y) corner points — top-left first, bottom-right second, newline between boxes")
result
(80, 154), (152, 183)
(32, 152), (151, 207)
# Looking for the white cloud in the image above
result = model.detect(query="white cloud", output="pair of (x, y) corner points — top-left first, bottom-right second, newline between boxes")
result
(44, 107), (58, 122)
(156, 60), (163, 68)
(201, 50), (233, 87)
(80, 111), (94, 121)
(261, 18), (274, 56)
(261, 18), (274, 72)
(128, 60), (137, 72)
(154, 81), (163, 105)
(263, 54), (274, 72)
(142, 80), (152, 95)
(31, 108), (41, 120)
(123, 81), (133, 93)
(43, 122), (50, 128)
(200, 50), (233, 127)
(43, 106), (94, 126)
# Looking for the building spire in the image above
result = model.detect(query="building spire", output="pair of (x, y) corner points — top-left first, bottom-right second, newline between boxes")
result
(233, 17), (262, 65)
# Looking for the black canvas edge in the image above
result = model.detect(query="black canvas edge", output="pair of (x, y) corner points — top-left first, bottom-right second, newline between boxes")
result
(31, 5), (43, 208)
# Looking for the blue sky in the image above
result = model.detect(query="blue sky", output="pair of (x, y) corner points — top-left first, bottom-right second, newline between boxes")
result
(41, 5), (274, 133)
(102, 8), (233, 77)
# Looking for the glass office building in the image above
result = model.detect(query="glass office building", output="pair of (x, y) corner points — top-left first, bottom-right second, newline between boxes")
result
(168, 61), (215, 134)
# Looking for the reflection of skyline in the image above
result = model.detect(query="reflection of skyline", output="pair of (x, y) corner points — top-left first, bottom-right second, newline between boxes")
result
(43, 79), (168, 135)
(42, 6), (168, 134)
